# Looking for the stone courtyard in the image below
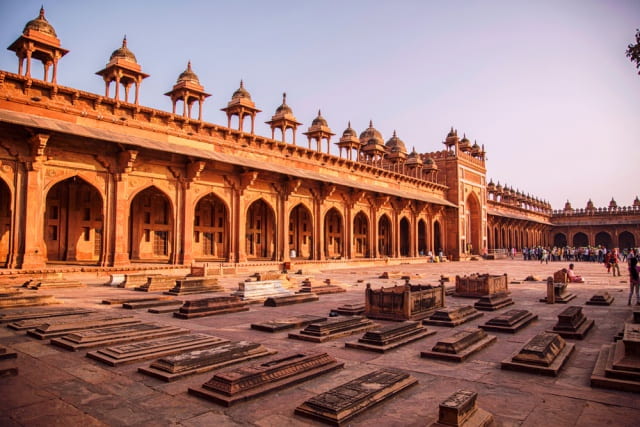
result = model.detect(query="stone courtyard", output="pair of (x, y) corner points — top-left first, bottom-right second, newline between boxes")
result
(0, 259), (638, 426)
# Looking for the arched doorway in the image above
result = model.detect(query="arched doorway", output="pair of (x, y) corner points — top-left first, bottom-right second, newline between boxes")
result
(378, 215), (392, 257)
(289, 203), (313, 259)
(129, 186), (172, 261)
(194, 193), (228, 260)
(0, 179), (11, 267)
(595, 231), (612, 249)
(619, 231), (636, 249)
(465, 194), (481, 254)
(45, 177), (103, 263)
(246, 199), (276, 260)
(324, 208), (343, 259)
(418, 219), (427, 255)
(554, 233), (567, 247)
(353, 211), (369, 258)
(399, 217), (410, 256)
(572, 232), (588, 247)
(434, 220), (442, 254)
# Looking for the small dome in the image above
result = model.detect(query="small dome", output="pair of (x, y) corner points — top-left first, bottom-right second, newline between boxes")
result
(109, 36), (137, 63)
(586, 199), (594, 209)
(177, 61), (200, 84)
(564, 200), (572, 211)
(406, 147), (422, 165)
(487, 179), (495, 189)
(342, 121), (357, 138)
(359, 120), (384, 145)
(447, 127), (457, 138)
(312, 110), (328, 127)
(232, 80), (251, 100)
(495, 182), (503, 192)
(275, 93), (293, 114)
(424, 156), (438, 170)
(634, 196), (640, 207)
(23, 7), (57, 38)
(385, 130), (407, 153)
(609, 198), (617, 208)
(460, 134), (470, 144)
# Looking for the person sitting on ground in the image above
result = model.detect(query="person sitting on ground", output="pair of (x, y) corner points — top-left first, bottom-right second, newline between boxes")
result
(566, 263), (583, 283)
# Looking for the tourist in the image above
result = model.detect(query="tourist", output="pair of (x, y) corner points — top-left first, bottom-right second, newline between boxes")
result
(610, 250), (621, 277)
(628, 257), (640, 305)
(566, 263), (583, 283)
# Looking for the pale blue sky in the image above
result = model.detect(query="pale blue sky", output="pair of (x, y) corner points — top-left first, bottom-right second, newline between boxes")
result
(1, 1), (639, 209)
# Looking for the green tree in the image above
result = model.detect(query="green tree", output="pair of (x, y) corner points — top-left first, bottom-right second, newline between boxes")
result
(627, 29), (640, 74)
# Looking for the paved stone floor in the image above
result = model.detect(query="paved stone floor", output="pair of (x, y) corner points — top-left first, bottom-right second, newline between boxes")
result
(0, 259), (638, 426)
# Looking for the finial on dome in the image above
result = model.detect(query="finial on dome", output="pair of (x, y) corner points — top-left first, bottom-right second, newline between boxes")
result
(39, 5), (45, 18)
(348, 120), (351, 128)
(393, 130), (397, 137)
(240, 79), (244, 88)
(282, 92), (287, 103)
(369, 120), (373, 128)
(318, 109), (321, 116)
(187, 60), (192, 71)
(122, 35), (127, 47)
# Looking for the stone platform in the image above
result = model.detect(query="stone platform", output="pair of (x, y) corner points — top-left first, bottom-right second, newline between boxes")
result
(134, 275), (184, 292)
(298, 278), (346, 295)
(591, 323), (640, 393)
(473, 292), (514, 311)
(173, 297), (249, 319)
(0, 307), (94, 325)
(25, 279), (85, 290)
(288, 316), (378, 343)
(421, 328), (497, 362)
(546, 306), (594, 339)
(0, 293), (61, 308)
(430, 390), (493, 427)
(26, 316), (140, 340)
(501, 332), (574, 376)
(86, 334), (229, 366)
(586, 292), (615, 306)
(478, 309), (537, 333)
(332, 303), (365, 316)
(250, 315), (326, 332)
(188, 352), (344, 406)
(138, 341), (276, 381)
(345, 321), (435, 352)
(294, 368), (417, 425)
(164, 277), (224, 295)
(423, 306), (483, 327)
(232, 279), (293, 301)
(264, 293), (318, 306)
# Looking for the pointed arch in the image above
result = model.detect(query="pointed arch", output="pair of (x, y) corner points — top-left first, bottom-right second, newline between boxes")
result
(378, 214), (392, 257)
(324, 207), (343, 259)
(399, 216), (410, 256)
(619, 231), (636, 249)
(465, 193), (481, 254)
(418, 218), (427, 256)
(289, 203), (313, 259)
(45, 176), (104, 263)
(572, 232), (588, 247)
(553, 233), (567, 247)
(353, 210), (369, 258)
(595, 231), (612, 249)
(193, 192), (229, 260)
(434, 220), (442, 254)
(0, 178), (12, 267)
(129, 186), (173, 261)
(246, 198), (276, 260)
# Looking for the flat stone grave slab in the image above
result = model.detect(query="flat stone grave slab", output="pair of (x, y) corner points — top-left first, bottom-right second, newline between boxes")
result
(501, 332), (574, 376)
(134, 275), (184, 292)
(0, 294), (61, 308)
(27, 315), (140, 340)
(546, 306), (594, 339)
(264, 293), (318, 307)
(591, 323), (640, 393)
(174, 296), (249, 319)
(122, 299), (182, 310)
(585, 292), (615, 306)
(288, 316), (378, 343)
(50, 323), (189, 351)
(478, 309), (537, 333)
(294, 368), (417, 425)
(473, 292), (514, 311)
(423, 306), (483, 327)
(345, 321), (436, 353)
(138, 340), (276, 382)
(164, 277), (224, 295)
(430, 389), (493, 427)
(101, 296), (173, 305)
(189, 351), (344, 406)
(232, 279), (293, 301)
(0, 345), (17, 360)
(25, 279), (85, 290)
(421, 328), (497, 362)
(0, 307), (94, 324)
(86, 333), (229, 366)
(119, 273), (159, 288)
(8, 313), (101, 331)
(332, 303), (365, 316)
(251, 315), (326, 332)
(298, 278), (346, 295)
(148, 305), (182, 314)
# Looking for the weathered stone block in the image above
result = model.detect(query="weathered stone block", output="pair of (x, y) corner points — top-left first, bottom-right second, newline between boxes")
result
(345, 321), (436, 352)
(547, 306), (594, 339)
(585, 292), (615, 306)
(289, 316), (378, 343)
(164, 277), (224, 295)
(251, 315), (326, 332)
(264, 293), (318, 306)
(174, 296), (249, 319)
(430, 390), (493, 427)
(502, 332), (574, 376)
(421, 328), (496, 362)
(473, 292), (514, 311)
(423, 306), (483, 327)
(365, 283), (445, 321)
(454, 273), (508, 298)
(478, 309), (537, 333)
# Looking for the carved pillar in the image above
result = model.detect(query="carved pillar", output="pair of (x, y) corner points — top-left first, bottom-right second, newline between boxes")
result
(314, 195), (323, 261)
(111, 176), (130, 266)
(345, 203), (353, 260)
(370, 204), (378, 259)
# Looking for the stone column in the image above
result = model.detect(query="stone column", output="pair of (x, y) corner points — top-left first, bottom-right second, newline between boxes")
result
(21, 164), (46, 268)
(237, 190), (248, 262)
(112, 176), (130, 266)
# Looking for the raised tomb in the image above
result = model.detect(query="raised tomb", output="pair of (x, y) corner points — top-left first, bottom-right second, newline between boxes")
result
(263, 293), (318, 306)
(546, 305), (594, 340)
(364, 283), (445, 321)
(540, 270), (576, 304)
(298, 278), (345, 295)
(294, 368), (417, 425)
(586, 292), (615, 306)
(288, 316), (378, 343)
(332, 303), (365, 316)
(454, 273), (513, 311)
(429, 390), (493, 427)
(591, 323), (640, 393)
(188, 351), (344, 406)
(138, 340), (276, 381)
(134, 275), (185, 292)
(251, 315), (326, 332)
(165, 277), (224, 295)
(421, 328), (496, 362)
(423, 305), (483, 327)
(345, 321), (436, 352)
(478, 309), (538, 333)
(173, 296), (249, 319)
(232, 276), (293, 301)
(501, 332), (574, 376)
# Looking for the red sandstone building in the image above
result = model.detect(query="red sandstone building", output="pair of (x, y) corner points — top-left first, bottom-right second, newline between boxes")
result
(0, 9), (637, 270)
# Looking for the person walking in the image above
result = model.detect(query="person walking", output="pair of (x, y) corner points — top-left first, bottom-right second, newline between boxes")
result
(628, 257), (640, 305)
(610, 249), (621, 277)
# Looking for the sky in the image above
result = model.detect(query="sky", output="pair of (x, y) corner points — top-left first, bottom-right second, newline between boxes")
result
(1, 0), (639, 210)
